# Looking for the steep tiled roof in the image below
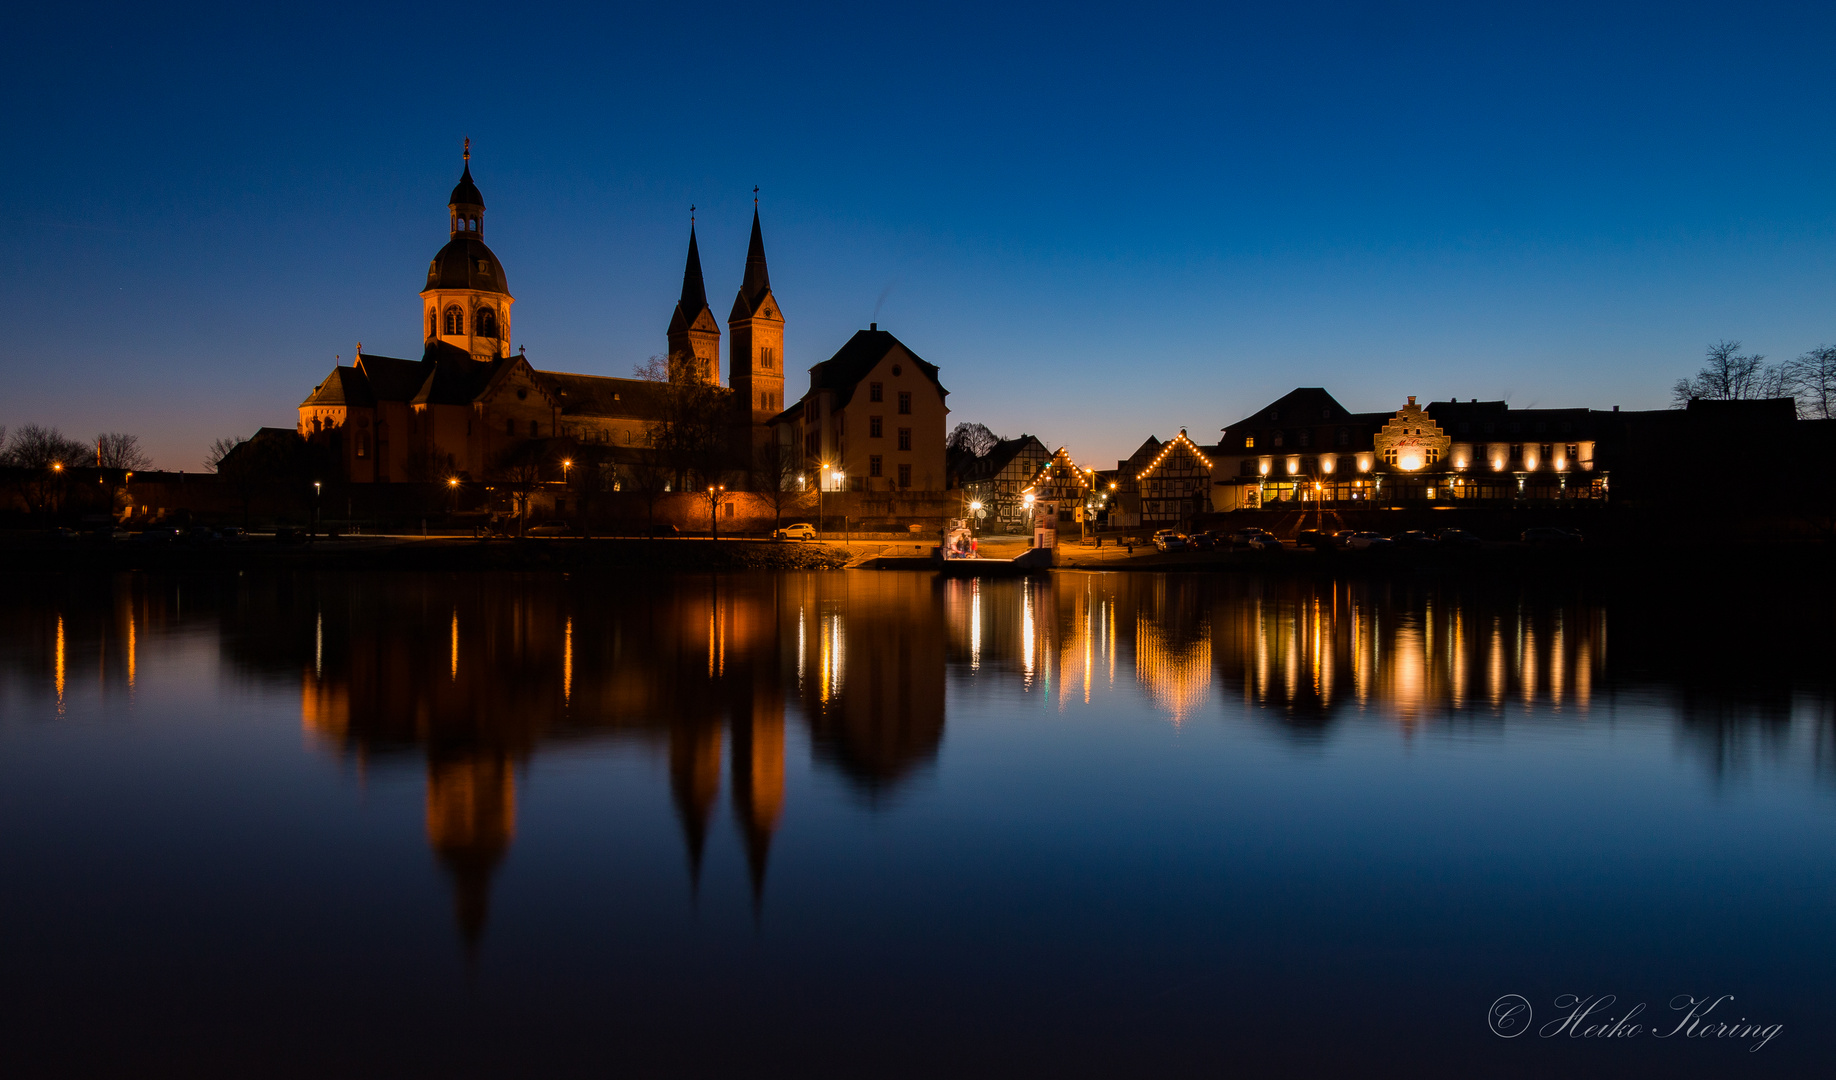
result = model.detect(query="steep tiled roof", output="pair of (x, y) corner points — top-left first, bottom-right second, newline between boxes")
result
(355, 353), (430, 402)
(808, 329), (946, 411)
(300, 366), (373, 408)
(538, 371), (671, 419)
(1220, 388), (1354, 434)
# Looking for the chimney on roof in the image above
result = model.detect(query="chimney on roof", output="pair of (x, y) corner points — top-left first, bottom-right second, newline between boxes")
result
(870, 322), (877, 331)
(1613, 405), (1620, 412)
(1407, 395), (1416, 406)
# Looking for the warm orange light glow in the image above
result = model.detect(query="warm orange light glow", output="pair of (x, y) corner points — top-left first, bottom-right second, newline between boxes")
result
(51, 462), (64, 472)
(1398, 453), (1424, 471)
(447, 477), (459, 487)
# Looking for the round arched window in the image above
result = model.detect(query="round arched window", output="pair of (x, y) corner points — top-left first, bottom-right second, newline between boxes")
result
(443, 307), (464, 335)
(477, 308), (498, 338)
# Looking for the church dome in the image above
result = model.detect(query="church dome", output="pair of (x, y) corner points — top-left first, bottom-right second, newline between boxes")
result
(424, 235), (510, 295)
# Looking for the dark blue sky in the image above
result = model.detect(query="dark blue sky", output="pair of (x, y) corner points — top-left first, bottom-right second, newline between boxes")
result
(5, 1), (1833, 468)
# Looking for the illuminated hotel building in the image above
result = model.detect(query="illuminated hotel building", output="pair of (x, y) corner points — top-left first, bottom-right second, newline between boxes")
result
(1210, 388), (1609, 510)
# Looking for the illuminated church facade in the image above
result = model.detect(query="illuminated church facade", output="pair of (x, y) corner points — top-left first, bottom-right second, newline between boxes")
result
(296, 145), (790, 484)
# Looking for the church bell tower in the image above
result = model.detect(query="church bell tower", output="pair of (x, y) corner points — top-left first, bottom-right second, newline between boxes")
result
(421, 140), (514, 362)
(666, 213), (721, 384)
(727, 197), (784, 421)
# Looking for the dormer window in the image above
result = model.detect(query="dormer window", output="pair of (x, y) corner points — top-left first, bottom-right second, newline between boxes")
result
(1244, 436), (1254, 449)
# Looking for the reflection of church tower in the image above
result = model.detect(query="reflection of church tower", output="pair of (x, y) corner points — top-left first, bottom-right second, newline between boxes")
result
(666, 220), (721, 384)
(421, 140), (514, 362)
(668, 721), (723, 890)
(728, 201), (785, 422)
(424, 754), (516, 951)
(730, 686), (786, 907)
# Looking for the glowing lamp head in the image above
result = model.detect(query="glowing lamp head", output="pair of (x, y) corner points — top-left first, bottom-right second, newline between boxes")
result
(1023, 493), (1035, 506)
(447, 478), (459, 488)
(1398, 453), (1423, 471)
(969, 501), (983, 512)
(51, 462), (63, 472)
(1259, 461), (1270, 475)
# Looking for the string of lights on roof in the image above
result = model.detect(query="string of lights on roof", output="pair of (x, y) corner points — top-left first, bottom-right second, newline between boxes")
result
(1135, 430), (1213, 481)
(1020, 449), (1096, 494)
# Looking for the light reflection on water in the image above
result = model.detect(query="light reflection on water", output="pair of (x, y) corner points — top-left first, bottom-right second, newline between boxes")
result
(0, 569), (1832, 1077)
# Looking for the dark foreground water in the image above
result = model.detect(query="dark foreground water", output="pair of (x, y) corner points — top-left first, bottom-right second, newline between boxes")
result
(0, 569), (1831, 1078)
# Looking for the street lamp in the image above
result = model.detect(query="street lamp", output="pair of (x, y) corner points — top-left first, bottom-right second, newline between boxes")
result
(312, 481), (322, 540)
(447, 476), (460, 514)
(562, 458), (572, 483)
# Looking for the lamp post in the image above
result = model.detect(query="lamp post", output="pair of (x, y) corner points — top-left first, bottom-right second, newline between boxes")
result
(447, 476), (460, 515)
(312, 480), (322, 541)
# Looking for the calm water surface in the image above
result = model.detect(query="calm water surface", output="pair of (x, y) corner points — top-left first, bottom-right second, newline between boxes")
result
(1, 569), (1832, 1078)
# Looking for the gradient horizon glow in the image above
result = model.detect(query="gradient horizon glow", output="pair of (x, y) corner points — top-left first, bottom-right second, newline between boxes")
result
(3, 2), (1833, 469)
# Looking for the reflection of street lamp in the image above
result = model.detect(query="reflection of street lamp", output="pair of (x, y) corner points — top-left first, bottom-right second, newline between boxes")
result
(817, 462), (829, 538)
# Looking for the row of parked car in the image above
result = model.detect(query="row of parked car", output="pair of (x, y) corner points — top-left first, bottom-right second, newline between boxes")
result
(1149, 525), (1584, 552)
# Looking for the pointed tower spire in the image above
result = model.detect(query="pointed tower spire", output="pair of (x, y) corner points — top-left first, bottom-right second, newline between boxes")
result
(680, 214), (709, 313)
(740, 201), (771, 305)
(728, 191), (784, 424)
(666, 208), (720, 383)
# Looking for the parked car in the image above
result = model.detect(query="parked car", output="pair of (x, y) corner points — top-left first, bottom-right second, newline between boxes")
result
(274, 526), (307, 544)
(527, 521), (572, 537)
(1296, 529), (1339, 550)
(1344, 531), (1392, 550)
(1435, 528), (1481, 548)
(134, 527), (182, 544)
(1393, 530), (1440, 548)
(1523, 526), (1584, 545)
(1244, 533), (1284, 551)
(1226, 528), (1274, 547)
(186, 526), (220, 543)
(643, 522), (681, 538)
(774, 523), (818, 541)
(1187, 530), (1219, 550)
(1153, 530), (1188, 551)
(217, 526), (245, 541)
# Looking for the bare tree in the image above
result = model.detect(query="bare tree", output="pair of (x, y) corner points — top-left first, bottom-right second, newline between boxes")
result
(487, 446), (546, 537)
(947, 422), (1002, 458)
(753, 434), (808, 534)
(1672, 340), (1786, 407)
(96, 433), (153, 471)
(206, 436), (245, 471)
(4, 424), (91, 469)
(1782, 344), (1836, 419)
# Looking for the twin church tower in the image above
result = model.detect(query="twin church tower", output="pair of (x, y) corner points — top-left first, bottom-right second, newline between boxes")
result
(664, 202), (787, 424)
(418, 140), (784, 422)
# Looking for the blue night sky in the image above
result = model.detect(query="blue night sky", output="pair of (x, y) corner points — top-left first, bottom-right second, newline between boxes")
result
(4, 1), (1834, 469)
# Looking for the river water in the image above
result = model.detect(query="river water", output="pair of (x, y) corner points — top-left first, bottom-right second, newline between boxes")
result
(0, 569), (1831, 1078)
